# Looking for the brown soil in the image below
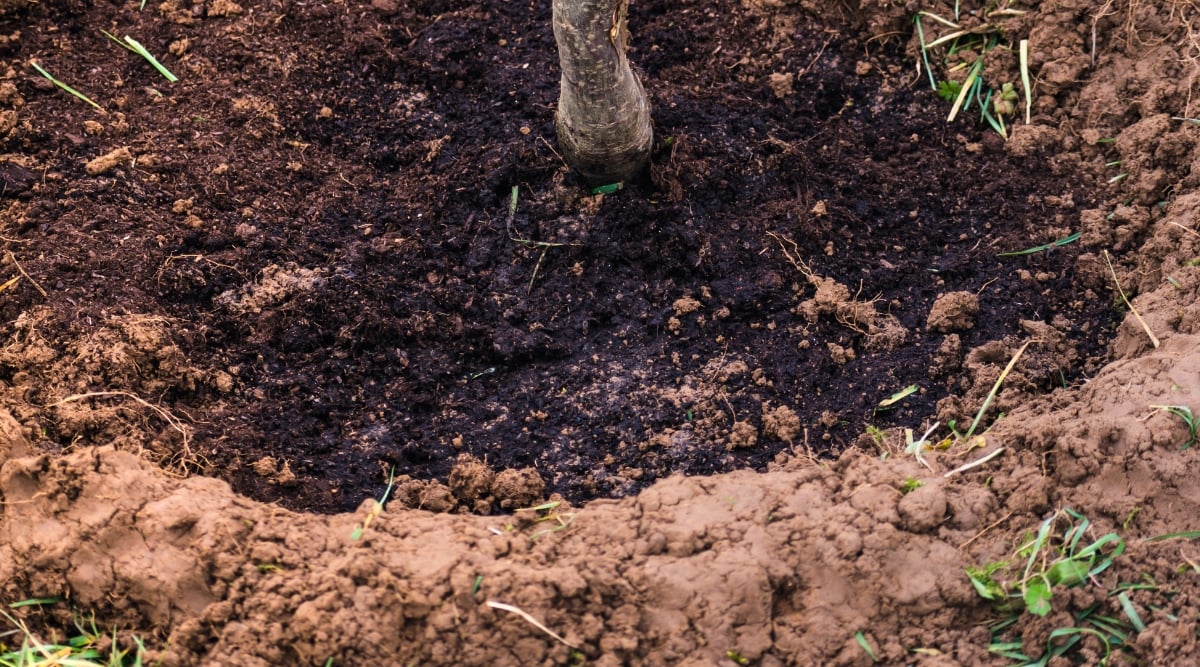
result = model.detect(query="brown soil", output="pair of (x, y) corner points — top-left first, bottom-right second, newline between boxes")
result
(2, 0), (1200, 665)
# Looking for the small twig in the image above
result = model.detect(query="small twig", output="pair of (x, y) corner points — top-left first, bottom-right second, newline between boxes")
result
(7, 252), (46, 298)
(1103, 250), (1160, 348)
(504, 185), (579, 293)
(1169, 220), (1200, 240)
(943, 446), (1006, 478)
(485, 601), (577, 648)
(528, 246), (549, 294)
(796, 32), (835, 81)
(959, 510), (1015, 550)
(537, 136), (568, 170)
(1181, 550), (1200, 575)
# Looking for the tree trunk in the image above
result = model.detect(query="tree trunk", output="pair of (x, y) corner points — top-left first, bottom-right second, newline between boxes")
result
(552, 0), (652, 186)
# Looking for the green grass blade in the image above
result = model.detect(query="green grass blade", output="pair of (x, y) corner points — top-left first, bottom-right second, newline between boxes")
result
(124, 37), (178, 82)
(518, 500), (562, 512)
(591, 182), (622, 195)
(989, 614), (1020, 633)
(987, 642), (1030, 661)
(28, 61), (102, 110)
(1148, 405), (1197, 449)
(101, 29), (137, 53)
(1047, 627), (1112, 662)
(8, 598), (60, 609)
(914, 15), (937, 90)
(1116, 592), (1146, 632)
(1085, 615), (1130, 643)
(997, 232), (1082, 257)
(980, 92), (1007, 138)
(854, 631), (878, 663)
(102, 31), (178, 82)
(1062, 509), (1089, 552)
(979, 87), (993, 122)
(964, 73), (984, 115)
(1021, 513), (1055, 589)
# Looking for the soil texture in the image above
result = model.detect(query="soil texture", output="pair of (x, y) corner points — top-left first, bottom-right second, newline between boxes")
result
(3, 0), (1200, 665)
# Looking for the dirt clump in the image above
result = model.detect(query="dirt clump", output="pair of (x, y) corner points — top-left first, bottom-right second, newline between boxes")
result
(762, 404), (801, 443)
(727, 420), (758, 449)
(926, 291), (981, 333)
(251, 456), (297, 486)
(392, 476), (456, 513)
(83, 146), (133, 176)
(448, 454), (497, 512)
(492, 467), (547, 509)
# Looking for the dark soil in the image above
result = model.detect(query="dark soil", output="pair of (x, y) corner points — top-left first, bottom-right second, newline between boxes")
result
(0, 0), (1113, 514)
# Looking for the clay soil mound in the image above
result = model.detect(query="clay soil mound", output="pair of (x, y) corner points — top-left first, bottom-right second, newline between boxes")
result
(3, 0), (1200, 665)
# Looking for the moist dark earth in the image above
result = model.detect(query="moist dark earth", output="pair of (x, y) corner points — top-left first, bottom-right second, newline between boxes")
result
(0, 0), (1114, 513)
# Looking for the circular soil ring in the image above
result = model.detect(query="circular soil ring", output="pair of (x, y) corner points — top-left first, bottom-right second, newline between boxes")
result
(0, 0), (1115, 514)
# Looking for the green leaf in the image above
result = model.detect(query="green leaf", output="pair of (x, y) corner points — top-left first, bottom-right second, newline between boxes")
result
(1046, 559), (1090, 587)
(937, 80), (962, 101)
(1023, 578), (1053, 617)
(967, 572), (1001, 600)
(1046, 559), (1094, 585)
(1116, 592), (1146, 632)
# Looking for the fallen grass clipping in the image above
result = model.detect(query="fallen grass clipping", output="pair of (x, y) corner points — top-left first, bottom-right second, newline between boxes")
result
(1104, 249), (1159, 349)
(484, 601), (577, 649)
(28, 61), (101, 110)
(997, 231), (1081, 257)
(350, 466), (396, 540)
(101, 31), (178, 82)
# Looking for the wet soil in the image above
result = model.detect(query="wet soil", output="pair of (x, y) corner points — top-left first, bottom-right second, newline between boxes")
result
(0, 0), (1113, 514)
(5, 0), (1200, 665)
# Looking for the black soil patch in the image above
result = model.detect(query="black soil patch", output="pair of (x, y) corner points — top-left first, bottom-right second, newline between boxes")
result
(2, 0), (1113, 513)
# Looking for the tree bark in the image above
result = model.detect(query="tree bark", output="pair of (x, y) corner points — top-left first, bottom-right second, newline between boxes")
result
(552, 0), (652, 186)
